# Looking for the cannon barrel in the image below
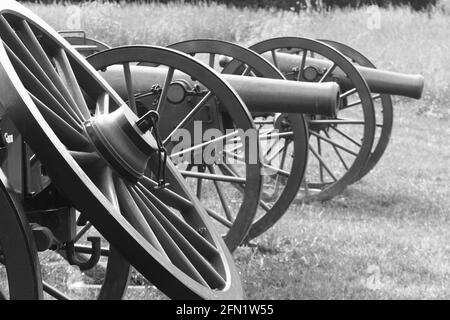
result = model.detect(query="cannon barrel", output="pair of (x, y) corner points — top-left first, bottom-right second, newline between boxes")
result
(260, 52), (424, 99)
(99, 65), (340, 117)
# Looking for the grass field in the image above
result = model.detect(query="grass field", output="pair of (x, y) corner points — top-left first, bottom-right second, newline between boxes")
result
(21, 1), (450, 299)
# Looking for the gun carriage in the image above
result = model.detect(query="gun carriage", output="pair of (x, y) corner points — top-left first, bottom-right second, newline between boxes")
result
(0, 0), (425, 300)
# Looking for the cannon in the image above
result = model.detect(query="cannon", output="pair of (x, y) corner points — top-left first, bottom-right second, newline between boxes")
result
(246, 37), (425, 183)
(0, 0), (252, 300)
(61, 32), (424, 283)
(0, 1), (343, 299)
(90, 37), (386, 244)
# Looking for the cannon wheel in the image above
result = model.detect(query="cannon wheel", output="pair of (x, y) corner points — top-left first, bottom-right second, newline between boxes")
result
(87, 45), (262, 253)
(0, 1), (243, 299)
(0, 171), (43, 300)
(167, 39), (309, 242)
(248, 37), (376, 201)
(319, 40), (393, 180)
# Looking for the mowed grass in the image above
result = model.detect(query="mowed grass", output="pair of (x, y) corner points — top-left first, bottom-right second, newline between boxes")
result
(22, 2), (450, 299)
(236, 106), (450, 299)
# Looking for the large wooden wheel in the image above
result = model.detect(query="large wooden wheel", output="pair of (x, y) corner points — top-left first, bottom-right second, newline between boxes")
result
(167, 39), (309, 242)
(247, 37), (376, 201)
(0, 0), (243, 300)
(319, 39), (393, 180)
(0, 171), (42, 300)
(87, 46), (263, 252)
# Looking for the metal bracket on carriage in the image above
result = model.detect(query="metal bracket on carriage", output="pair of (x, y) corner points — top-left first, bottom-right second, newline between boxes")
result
(134, 81), (208, 111)
(64, 236), (101, 271)
(136, 110), (169, 190)
(24, 185), (79, 244)
(0, 127), (8, 165)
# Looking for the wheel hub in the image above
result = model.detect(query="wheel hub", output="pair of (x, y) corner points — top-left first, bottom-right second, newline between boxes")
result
(84, 106), (158, 183)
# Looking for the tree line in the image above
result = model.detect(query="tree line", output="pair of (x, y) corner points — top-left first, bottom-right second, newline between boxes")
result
(19, 0), (438, 11)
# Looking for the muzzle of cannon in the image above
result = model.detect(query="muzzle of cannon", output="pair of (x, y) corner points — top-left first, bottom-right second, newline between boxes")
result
(99, 65), (340, 117)
(260, 51), (424, 99)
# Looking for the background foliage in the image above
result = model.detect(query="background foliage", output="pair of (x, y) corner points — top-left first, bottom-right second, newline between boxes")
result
(20, 0), (440, 11)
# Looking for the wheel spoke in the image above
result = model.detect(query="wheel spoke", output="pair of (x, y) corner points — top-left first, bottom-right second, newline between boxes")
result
(170, 130), (238, 159)
(139, 177), (193, 211)
(134, 184), (220, 258)
(308, 144), (338, 182)
(68, 151), (100, 166)
(17, 20), (87, 121)
(29, 93), (90, 150)
(344, 94), (381, 109)
(43, 282), (70, 300)
(259, 127), (275, 137)
(73, 222), (93, 243)
(297, 49), (308, 81)
(308, 118), (366, 125)
(0, 17), (83, 125)
(96, 167), (120, 209)
(265, 142), (286, 164)
(259, 131), (294, 140)
(130, 186), (225, 288)
(53, 48), (91, 119)
(95, 92), (110, 116)
(324, 130), (349, 171)
(271, 50), (279, 68)
(264, 140), (289, 199)
(309, 130), (359, 156)
(340, 88), (357, 99)
(3, 42), (83, 131)
(254, 119), (273, 125)
(262, 163), (290, 177)
(196, 165), (204, 199)
(241, 64), (252, 76)
(317, 135), (324, 183)
(330, 126), (362, 147)
(318, 62), (337, 83)
(205, 208), (233, 228)
(114, 177), (168, 259)
(163, 91), (213, 145)
(208, 53), (215, 68)
(207, 165), (233, 222)
(155, 67), (175, 113)
(218, 163), (271, 212)
(127, 185), (213, 288)
(123, 62), (137, 113)
(180, 170), (246, 184)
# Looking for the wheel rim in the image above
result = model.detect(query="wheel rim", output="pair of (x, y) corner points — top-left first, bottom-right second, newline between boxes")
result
(319, 39), (393, 180)
(248, 37), (376, 201)
(168, 39), (309, 241)
(0, 171), (42, 300)
(0, 1), (242, 299)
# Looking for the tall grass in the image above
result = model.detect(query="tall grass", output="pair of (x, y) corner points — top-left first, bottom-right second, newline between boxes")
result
(18, 1), (450, 299)
(24, 1), (450, 119)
